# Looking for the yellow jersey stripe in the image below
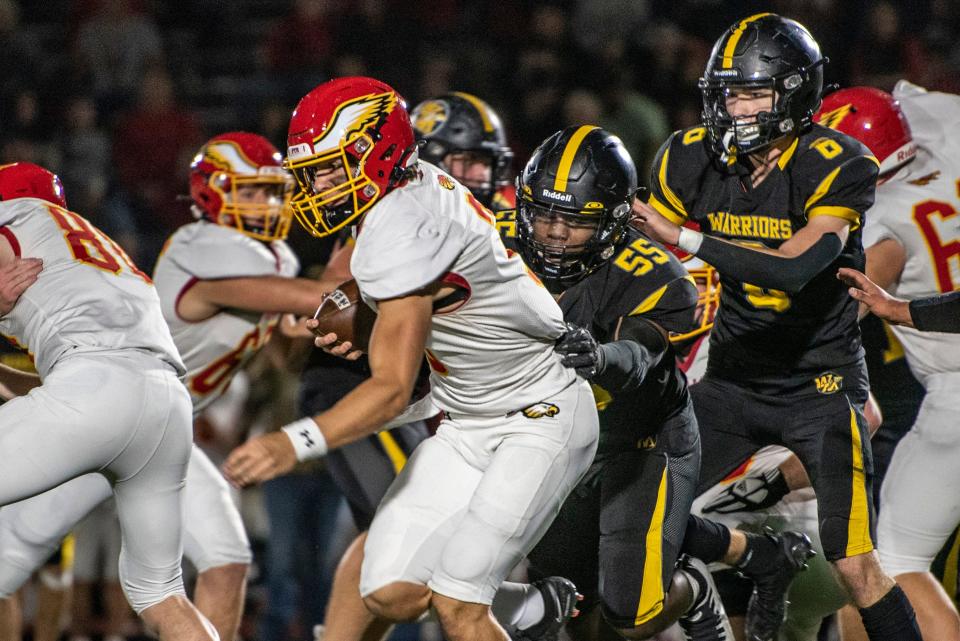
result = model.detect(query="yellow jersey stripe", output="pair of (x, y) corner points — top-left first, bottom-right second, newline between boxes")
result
(554, 125), (598, 192)
(60, 534), (75, 572)
(635, 467), (669, 625)
(629, 284), (668, 316)
(649, 194), (688, 225)
(722, 13), (773, 69)
(846, 402), (874, 557)
(452, 92), (494, 133)
(377, 431), (408, 475)
(804, 165), (844, 212)
(807, 205), (861, 229)
(777, 138), (800, 170)
(657, 148), (688, 219)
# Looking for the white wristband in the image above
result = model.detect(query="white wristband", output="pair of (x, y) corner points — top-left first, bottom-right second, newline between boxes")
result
(677, 227), (704, 254)
(282, 417), (328, 461)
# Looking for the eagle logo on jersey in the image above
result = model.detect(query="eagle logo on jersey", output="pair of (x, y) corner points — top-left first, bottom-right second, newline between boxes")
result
(521, 402), (560, 419)
(437, 175), (455, 190)
(816, 103), (855, 130)
(309, 91), (399, 151)
(814, 371), (843, 394)
(411, 100), (448, 135)
(908, 170), (941, 186)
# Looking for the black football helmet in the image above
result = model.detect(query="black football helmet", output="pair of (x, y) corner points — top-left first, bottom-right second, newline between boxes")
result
(410, 92), (513, 207)
(699, 13), (826, 161)
(516, 126), (637, 293)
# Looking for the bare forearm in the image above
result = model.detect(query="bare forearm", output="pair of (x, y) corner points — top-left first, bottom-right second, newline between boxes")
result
(313, 375), (412, 450)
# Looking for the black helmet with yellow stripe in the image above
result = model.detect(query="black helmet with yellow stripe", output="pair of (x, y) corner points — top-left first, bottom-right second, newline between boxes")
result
(410, 92), (513, 208)
(699, 13), (826, 161)
(516, 126), (636, 293)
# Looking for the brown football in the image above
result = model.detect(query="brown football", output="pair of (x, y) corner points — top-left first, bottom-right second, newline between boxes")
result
(311, 279), (377, 352)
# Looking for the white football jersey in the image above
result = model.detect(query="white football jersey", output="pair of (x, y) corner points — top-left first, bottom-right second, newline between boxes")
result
(153, 221), (299, 412)
(351, 162), (575, 416)
(0, 198), (183, 379)
(861, 82), (960, 383)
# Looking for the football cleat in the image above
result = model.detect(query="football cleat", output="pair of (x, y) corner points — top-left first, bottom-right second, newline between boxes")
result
(512, 576), (580, 641)
(742, 529), (815, 641)
(678, 555), (734, 641)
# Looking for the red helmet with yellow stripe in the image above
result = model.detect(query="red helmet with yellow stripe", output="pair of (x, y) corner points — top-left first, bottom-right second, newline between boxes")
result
(285, 76), (418, 237)
(190, 132), (293, 241)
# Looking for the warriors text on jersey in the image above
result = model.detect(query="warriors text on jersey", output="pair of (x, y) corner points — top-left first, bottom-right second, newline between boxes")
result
(350, 162), (574, 416)
(0, 198), (183, 378)
(499, 217), (698, 456)
(153, 221), (299, 412)
(649, 124), (879, 391)
(862, 83), (960, 384)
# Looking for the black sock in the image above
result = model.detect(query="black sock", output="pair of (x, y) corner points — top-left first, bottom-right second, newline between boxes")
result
(682, 514), (731, 564)
(859, 584), (922, 641)
(735, 531), (781, 576)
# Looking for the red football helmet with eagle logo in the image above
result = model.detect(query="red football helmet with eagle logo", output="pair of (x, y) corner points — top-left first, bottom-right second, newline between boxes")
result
(816, 87), (916, 176)
(285, 76), (418, 237)
(0, 162), (67, 208)
(190, 132), (294, 242)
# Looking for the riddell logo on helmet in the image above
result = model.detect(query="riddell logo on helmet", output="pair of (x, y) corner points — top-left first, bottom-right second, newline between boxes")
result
(540, 188), (572, 203)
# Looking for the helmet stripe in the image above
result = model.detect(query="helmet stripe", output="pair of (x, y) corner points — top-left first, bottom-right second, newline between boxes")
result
(553, 125), (599, 192)
(452, 92), (494, 133)
(721, 12), (773, 69)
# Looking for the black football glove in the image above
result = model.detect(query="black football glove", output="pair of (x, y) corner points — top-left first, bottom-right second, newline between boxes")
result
(555, 324), (604, 379)
(702, 467), (790, 514)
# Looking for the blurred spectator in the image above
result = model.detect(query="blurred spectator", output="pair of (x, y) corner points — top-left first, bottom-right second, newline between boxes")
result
(112, 66), (202, 265)
(265, 0), (335, 74)
(596, 68), (670, 180)
(73, 0), (164, 114)
(849, 1), (927, 91)
(562, 88), (604, 127)
(57, 96), (111, 216)
(0, 0), (52, 98)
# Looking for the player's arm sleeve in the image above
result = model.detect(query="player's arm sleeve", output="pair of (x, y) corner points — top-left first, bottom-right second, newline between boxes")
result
(909, 291), (960, 333)
(593, 278), (697, 391)
(646, 133), (690, 225)
(594, 316), (669, 392)
(694, 232), (843, 294)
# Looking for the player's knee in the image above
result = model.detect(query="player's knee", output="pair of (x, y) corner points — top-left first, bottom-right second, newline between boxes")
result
(363, 582), (431, 622)
(608, 566), (692, 639)
(0, 525), (51, 597)
(119, 551), (186, 614)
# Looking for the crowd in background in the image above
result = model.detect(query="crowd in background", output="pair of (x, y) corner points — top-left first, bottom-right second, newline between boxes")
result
(2, 0), (960, 639)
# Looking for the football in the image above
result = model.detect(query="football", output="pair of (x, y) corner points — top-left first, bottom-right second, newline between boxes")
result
(311, 279), (377, 352)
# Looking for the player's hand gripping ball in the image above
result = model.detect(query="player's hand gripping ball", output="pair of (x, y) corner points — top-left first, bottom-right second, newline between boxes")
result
(311, 279), (377, 353)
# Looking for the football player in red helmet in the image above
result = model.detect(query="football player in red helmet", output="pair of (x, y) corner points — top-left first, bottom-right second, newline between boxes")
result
(411, 92), (515, 210)
(817, 87), (917, 182)
(189, 131), (294, 241)
(0, 162), (67, 209)
(824, 84), (960, 641)
(225, 77), (601, 641)
(284, 77), (419, 237)
(0, 139), (340, 641)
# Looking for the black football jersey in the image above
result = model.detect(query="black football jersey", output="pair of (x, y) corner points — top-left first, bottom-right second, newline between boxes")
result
(648, 124), (879, 391)
(498, 213), (698, 455)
